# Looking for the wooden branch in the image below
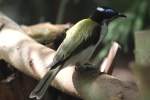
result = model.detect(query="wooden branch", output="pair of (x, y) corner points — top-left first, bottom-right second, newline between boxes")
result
(21, 23), (71, 43)
(0, 14), (139, 100)
(100, 42), (120, 73)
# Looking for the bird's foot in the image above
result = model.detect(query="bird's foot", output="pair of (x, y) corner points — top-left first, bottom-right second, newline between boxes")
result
(75, 63), (98, 73)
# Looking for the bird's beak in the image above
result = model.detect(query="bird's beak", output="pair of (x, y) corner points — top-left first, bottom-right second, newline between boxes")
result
(118, 13), (126, 18)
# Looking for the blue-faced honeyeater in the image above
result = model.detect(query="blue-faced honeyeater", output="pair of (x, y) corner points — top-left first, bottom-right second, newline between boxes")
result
(29, 7), (126, 99)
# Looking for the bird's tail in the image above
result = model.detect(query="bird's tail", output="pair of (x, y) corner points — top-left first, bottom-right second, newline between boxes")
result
(29, 65), (62, 100)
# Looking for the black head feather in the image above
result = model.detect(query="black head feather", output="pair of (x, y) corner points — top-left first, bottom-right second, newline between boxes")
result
(90, 6), (126, 24)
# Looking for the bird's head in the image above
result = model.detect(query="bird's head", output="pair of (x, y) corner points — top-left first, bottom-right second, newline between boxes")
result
(90, 7), (126, 24)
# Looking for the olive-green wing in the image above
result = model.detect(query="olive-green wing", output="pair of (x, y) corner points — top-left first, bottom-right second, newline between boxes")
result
(51, 19), (100, 69)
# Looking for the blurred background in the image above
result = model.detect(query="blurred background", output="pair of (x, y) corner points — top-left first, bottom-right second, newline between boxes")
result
(0, 0), (149, 100)
(0, 0), (146, 25)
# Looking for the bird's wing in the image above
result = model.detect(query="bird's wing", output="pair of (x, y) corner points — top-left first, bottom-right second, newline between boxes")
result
(51, 19), (100, 69)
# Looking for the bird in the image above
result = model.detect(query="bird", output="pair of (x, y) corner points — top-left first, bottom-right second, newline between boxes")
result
(29, 6), (126, 99)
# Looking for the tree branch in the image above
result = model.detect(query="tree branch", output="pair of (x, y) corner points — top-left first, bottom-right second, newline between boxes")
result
(21, 23), (71, 47)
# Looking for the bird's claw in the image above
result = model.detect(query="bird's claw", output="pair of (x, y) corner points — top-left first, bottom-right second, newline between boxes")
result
(75, 63), (98, 73)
